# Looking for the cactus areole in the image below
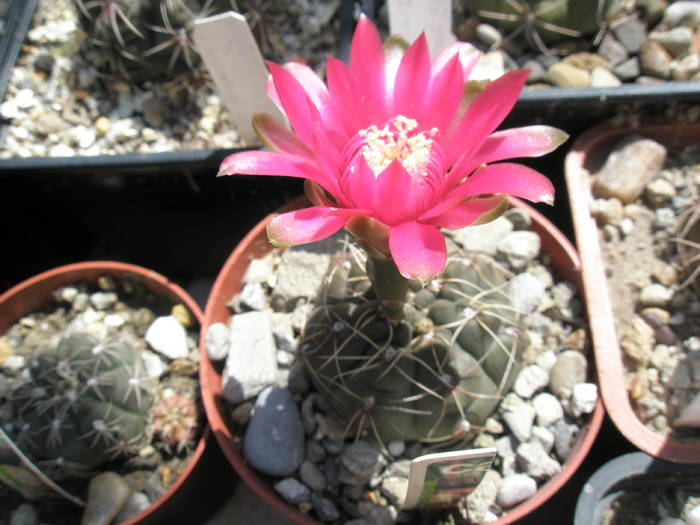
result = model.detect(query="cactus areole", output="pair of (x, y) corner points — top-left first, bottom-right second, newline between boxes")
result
(219, 16), (566, 445)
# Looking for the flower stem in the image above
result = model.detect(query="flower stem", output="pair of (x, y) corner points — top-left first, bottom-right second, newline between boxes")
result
(365, 254), (409, 321)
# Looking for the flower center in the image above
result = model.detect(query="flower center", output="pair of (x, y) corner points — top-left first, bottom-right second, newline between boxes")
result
(358, 116), (437, 177)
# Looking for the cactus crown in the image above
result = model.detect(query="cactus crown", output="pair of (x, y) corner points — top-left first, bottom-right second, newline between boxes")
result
(9, 332), (154, 479)
(300, 245), (525, 449)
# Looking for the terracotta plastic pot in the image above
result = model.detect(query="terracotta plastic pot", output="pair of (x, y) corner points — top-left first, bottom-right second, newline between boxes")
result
(0, 261), (232, 525)
(565, 122), (700, 464)
(574, 451), (700, 525)
(200, 196), (604, 524)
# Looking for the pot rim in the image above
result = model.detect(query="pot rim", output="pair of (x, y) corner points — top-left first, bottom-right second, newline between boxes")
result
(200, 196), (604, 525)
(0, 260), (210, 525)
(565, 121), (700, 464)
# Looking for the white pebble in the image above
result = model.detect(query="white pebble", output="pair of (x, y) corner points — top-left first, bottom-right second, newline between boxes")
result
(145, 316), (189, 359)
(687, 504), (700, 525)
(570, 383), (598, 417)
(496, 474), (537, 508)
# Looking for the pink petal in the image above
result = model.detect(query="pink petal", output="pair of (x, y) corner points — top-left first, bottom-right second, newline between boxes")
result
(266, 206), (348, 247)
(422, 195), (508, 229)
(267, 61), (315, 145)
(393, 33), (431, 117)
(326, 56), (360, 136)
(421, 52), (466, 134)
(252, 113), (312, 157)
(373, 161), (413, 225)
(473, 126), (569, 165)
(265, 73), (284, 114)
(341, 154), (378, 209)
(460, 163), (555, 205)
(284, 61), (348, 145)
(349, 15), (387, 126)
(445, 69), (529, 168)
(389, 222), (447, 283)
(219, 150), (335, 193)
(432, 42), (480, 79)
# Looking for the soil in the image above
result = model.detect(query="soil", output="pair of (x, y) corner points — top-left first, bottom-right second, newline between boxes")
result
(597, 145), (700, 440)
(602, 487), (700, 525)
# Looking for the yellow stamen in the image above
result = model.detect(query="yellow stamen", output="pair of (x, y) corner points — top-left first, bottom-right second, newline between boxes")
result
(358, 116), (434, 177)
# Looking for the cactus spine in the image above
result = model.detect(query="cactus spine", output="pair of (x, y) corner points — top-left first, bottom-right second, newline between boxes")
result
(10, 333), (154, 479)
(300, 247), (524, 447)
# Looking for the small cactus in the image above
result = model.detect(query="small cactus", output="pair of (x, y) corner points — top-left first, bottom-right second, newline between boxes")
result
(152, 393), (197, 452)
(9, 333), (154, 479)
(300, 252), (524, 446)
(676, 199), (700, 291)
(471, 0), (622, 52)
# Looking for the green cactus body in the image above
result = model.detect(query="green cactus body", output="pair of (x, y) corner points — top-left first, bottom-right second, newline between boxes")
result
(10, 333), (154, 478)
(472, 0), (622, 44)
(300, 253), (524, 446)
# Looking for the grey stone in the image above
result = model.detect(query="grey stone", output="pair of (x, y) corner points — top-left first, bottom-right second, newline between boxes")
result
(113, 492), (151, 523)
(570, 383), (598, 417)
(551, 419), (578, 461)
(523, 59), (546, 84)
(90, 291), (118, 310)
(612, 18), (647, 53)
(387, 440), (405, 457)
(516, 441), (561, 480)
(476, 23), (502, 47)
(640, 40), (673, 79)
(549, 351), (588, 399)
(274, 477), (310, 504)
(243, 254), (276, 285)
(500, 393), (535, 442)
(593, 136), (667, 203)
(463, 469), (501, 523)
(546, 62), (590, 87)
(497, 231), (541, 271)
(381, 476), (409, 505)
(531, 425), (555, 454)
(508, 273), (546, 315)
(513, 365), (550, 399)
(640, 284), (673, 307)
(205, 322), (230, 361)
(621, 316), (656, 364)
(663, 1), (700, 29)
(221, 311), (278, 404)
(504, 208), (532, 230)
(613, 57), (641, 81)
(310, 493), (340, 522)
(649, 27), (694, 56)
(496, 474), (537, 509)
(243, 387), (304, 476)
(533, 392), (564, 427)
(306, 440), (327, 463)
(549, 281), (579, 322)
(339, 441), (384, 485)
(238, 282), (267, 311)
(271, 312), (297, 354)
(273, 238), (340, 309)
(145, 315), (189, 359)
(471, 51), (507, 81)
(496, 435), (517, 476)
(645, 178), (676, 207)
(672, 53), (700, 80)
(300, 460), (326, 491)
(450, 217), (513, 255)
(9, 503), (39, 525)
(141, 350), (167, 379)
(82, 472), (132, 525)
(590, 66), (622, 87)
(597, 35), (628, 65)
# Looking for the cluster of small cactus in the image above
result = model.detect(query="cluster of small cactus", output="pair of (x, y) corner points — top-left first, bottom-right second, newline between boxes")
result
(9, 332), (154, 479)
(74, 0), (235, 84)
(470, 0), (622, 52)
(152, 393), (197, 452)
(300, 251), (524, 447)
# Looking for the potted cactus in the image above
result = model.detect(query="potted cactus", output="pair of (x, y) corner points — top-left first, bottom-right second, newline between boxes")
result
(565, 120), (700, 464)
(0, 261), (228, 524)
(201, 15), (603, 524)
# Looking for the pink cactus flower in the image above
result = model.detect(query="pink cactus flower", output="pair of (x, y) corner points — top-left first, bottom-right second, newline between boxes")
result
(220, 15), (565, 282)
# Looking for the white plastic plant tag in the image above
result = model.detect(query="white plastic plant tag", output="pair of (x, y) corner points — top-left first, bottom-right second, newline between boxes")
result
(192, 12), (284, 144)
(387, 0), (455, 59)
(402, 447), (497, 510)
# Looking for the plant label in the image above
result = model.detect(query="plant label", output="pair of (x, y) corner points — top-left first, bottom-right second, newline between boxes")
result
(387, 0), (455, 58)
(402, 447), (497, 509)
(192, 12), (284, 144)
